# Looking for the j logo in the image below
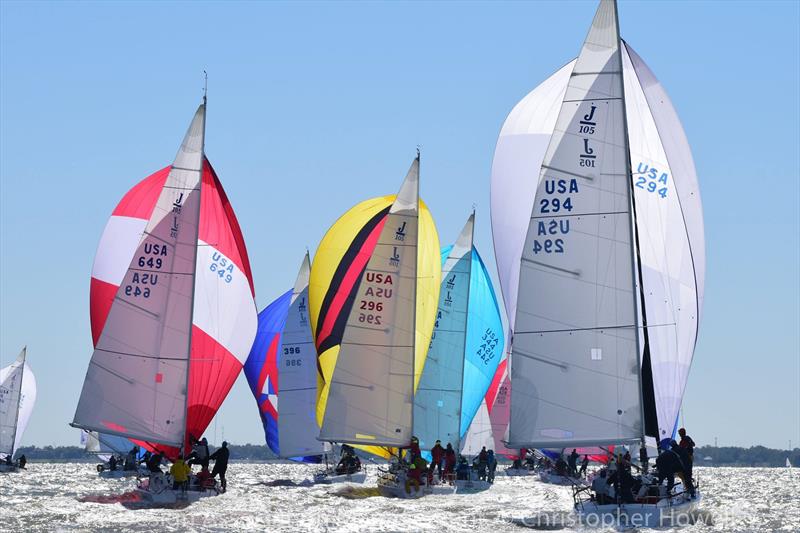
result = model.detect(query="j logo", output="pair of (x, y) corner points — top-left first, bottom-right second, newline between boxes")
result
(389, 246), (400, 267)
(582, 138), (595, 157)
(395, 221), (407, 241)
(581, 105), (597, 126)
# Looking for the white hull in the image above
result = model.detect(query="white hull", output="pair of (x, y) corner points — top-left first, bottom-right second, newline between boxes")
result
(313, 468), (367, 485)
(135, 474), (221, 505)
(98, 466), (149, 479)
(539, 471), (586, 486)
(377, 469), (492, 498)
(575, 491), (702, 528)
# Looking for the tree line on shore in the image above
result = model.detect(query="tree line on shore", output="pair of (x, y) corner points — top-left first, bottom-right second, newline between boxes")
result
(13, 443), (799, 467)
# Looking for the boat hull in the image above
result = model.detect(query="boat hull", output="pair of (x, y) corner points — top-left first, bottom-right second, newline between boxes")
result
(135, 473), (221, 505)
(98, 466), (150, 479)
(377, 469), (492, 498)
(313, 469), (367, 485)
(0, 464), (19, 473)
(575, 491), (702, 528)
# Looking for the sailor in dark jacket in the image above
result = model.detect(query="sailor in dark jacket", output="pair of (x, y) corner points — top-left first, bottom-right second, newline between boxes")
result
(655, 440), (695, 498)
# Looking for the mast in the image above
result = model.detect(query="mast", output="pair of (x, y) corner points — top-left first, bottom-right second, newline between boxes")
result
(410, 148), (420, 447)
(612, 0), (648, 452)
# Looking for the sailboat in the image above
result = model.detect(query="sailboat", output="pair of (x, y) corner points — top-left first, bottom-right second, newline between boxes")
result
(0, 347), (36, 473)
(787, 458), (793, 468)
(309, 155), (444, 496)
(81, 430), (149, 478)
(71, 97), (257, 504)
(495, 0), (704, 526)
(405, 212), (504, 495)
(309, 153), (440, 453)
(244, 254), (363, 484)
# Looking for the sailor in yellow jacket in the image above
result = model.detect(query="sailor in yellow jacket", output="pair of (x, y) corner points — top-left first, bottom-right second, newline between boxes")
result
(170, 455), (192, 491)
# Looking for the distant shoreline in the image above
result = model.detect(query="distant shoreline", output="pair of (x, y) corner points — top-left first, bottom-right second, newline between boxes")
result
(13, 444), (799, 468)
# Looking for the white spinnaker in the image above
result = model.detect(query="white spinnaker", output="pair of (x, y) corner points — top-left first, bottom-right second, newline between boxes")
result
(278, 253), (327, 458)
(320, 158), (419, 447)
(0, 348), (36, 457)
(414, 213), (474, 451)
(508, 0), (643, 448)
(72, 105), (205, 447)
(622, 42), (704, 439)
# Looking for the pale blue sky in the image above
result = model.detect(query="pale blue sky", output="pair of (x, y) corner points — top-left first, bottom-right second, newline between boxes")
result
(1, 1), (797, 450)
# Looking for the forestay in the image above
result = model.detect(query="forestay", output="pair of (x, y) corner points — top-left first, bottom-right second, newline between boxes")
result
(508, 0), (643, 449)
(319, 158), (420, 447)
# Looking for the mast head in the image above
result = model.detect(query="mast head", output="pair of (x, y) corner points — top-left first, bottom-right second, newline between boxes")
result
(203, 70), (208, 106)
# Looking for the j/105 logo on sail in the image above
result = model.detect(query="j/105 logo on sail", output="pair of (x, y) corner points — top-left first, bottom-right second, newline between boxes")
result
(210, 251), (235, 283)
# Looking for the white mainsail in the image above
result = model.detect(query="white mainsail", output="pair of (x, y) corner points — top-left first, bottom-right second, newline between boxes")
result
(319, 157), (420, 447)
(414, 213), (474, 451)
(508, 0), (643, 449)
(0, 348), (36, 458)
(72, 104), (206, 447)
(278, 253), (328, 458)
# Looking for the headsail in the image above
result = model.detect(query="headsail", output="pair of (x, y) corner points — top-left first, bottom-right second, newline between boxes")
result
(415, 215), (475, 451)
(416, 213), (505, 452)
(508, 0), (643, 449)
(244, 253), (325, 460)
(76, 103), (256, 454)
(0, 348), (36, 458)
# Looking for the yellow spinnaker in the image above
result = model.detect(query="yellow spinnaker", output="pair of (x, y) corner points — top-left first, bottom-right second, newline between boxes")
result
(309, 195), (440, 458)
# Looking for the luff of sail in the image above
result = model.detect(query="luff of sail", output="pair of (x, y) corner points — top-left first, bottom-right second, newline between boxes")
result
(73, 105), (206, 447)
(319, 157), (420, 447)
(415, 214), (475, 451)
(508, 0), (643, 449)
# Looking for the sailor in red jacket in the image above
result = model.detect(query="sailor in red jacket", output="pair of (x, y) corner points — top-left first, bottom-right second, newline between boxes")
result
(430, 440), (445, 478)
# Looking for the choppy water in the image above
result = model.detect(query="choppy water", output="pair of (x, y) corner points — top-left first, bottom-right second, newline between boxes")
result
(1, 464), (798, 532)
